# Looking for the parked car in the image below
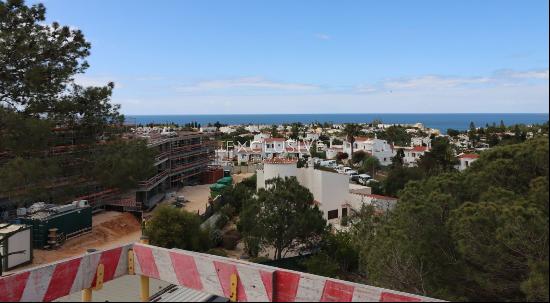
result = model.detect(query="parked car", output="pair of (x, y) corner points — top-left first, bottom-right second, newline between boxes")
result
(357, 174), (372, 185)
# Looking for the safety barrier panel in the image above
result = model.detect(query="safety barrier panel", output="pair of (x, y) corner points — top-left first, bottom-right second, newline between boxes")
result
(0, 242), (443, 302)
(0, 244), (132, 302)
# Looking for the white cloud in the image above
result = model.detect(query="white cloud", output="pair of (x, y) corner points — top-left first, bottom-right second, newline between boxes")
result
(381, 75), (491, 90)
(110, 68), (548, 114)
(175, 77), (319, 93)
(494, 69), (549, 80)
(314, 33), (331, 40)
(355, 69), (548, 94)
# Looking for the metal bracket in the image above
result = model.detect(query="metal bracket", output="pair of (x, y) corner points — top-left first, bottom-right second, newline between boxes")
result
(128, 249), (135, 275)
(230, 273), (238, 302)
(93, 264), (104, 291)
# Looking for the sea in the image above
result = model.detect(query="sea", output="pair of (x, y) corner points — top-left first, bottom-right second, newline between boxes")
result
(125, 113), (549, 133)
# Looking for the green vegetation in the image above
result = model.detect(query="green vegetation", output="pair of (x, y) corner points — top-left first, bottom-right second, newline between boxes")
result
(0, 0), (154, 206)
(144, 206), (212, 251)
(343, 124), (361, 155)
(239, 177), (327, 260)
(417, 137), (457, 176)
(378, 126), (412, 146)
(350, 138), (549, 301)
(359, 156), (381, 176)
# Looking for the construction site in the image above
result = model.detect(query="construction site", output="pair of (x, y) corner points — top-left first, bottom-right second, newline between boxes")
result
(0, 127), (218, 218)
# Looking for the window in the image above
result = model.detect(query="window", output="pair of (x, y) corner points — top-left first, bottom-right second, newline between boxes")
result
(342, 208), (348, 218)
(327, 210), (339, 220)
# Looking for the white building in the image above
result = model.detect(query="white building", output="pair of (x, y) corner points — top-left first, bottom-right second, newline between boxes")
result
(326, 146), (344, 160)
(343, 137), (395, 166)
(214, 148), (234, 166)
(219, 126), (236, 134)
(411, 136), (432, 148)
(457, 153), (480, 171)
(253, 133), (271, 142)
(305, 132), (320, 141)
(234, 136), (310, 164)
(256, 158), (397, 223)
(347, 192), (398, 214)
(257, 159), (350, 221)
(200, 126), (218, 133)
(401, 146), (429, 167)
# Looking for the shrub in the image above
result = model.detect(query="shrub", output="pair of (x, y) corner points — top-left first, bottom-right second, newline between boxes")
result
(222, 229), (241, 250)
(144, 206), (212, 252)
(208, 229), (223, 247)
(220, 204), (236, 218)
(302, 253), (339, 278)
(216, 214), (230, 229)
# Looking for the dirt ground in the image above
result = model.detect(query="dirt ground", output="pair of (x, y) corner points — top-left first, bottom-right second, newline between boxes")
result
(12, 173), (256, 272)
(15, 211), (142, 271)
(232, 172), (254, 184)
(177, 172), (255, 215)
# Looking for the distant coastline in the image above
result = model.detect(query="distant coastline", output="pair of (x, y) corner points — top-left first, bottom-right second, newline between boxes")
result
(125, 113), (549, 133)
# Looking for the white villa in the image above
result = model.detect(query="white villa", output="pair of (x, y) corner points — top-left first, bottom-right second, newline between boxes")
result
(235, 135), (311, 164)
(256, 158), (398, 223)
(457, 153), (480, 171)
(343, 137), (396, 166)
(401, 145), (429, 167)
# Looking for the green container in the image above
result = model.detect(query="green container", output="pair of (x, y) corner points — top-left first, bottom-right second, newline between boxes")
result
(209, 183), (227, 198)
(20, 206), (92, 249)
(216, 176), (233, 186)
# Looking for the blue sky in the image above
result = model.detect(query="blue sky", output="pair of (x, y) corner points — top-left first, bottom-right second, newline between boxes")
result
(37, 0), (548, 114)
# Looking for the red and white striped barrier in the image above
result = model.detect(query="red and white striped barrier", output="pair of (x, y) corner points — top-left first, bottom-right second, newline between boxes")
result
(133, 243), (443, 302)
(0, 242), (442, 302)
(0, 244), (132, 302)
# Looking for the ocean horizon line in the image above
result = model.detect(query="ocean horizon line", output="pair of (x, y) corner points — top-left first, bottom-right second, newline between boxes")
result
(125, 112), (549, 116)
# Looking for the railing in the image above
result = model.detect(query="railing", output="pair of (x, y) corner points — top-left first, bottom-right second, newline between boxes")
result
(137, 169), (170, 189)
(170, 159), (210, 175)
(0, 242), (443, 302)
(154, 150), (171, 163)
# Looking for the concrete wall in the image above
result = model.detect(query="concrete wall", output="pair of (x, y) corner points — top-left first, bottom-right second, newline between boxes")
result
(5, 228), (32, 269)
(258, 164), (350, 219)
(257, 163), (298, 189)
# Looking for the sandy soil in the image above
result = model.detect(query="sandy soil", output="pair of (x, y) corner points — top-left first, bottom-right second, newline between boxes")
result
(232, 172), (254, 184)
(11, 173), (256, 272)
(180, 184), (212, 215)
(177, 172), (255, 215)
(14, 211), (142, 272)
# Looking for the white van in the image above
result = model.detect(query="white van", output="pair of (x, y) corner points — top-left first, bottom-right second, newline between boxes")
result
(320, 160), (337, 168)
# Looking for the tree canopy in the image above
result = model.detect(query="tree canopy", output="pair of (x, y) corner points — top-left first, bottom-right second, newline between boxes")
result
(144, 206), (211, 251)
(353, 138), (549, 301)
(0, 0), (152, 205)
(239, 177), (327, 260)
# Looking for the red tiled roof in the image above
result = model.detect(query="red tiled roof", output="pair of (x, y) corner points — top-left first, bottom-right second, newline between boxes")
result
(459, 153), (480, 159)
(263, 157), (298, 164)
(354, 136), (371, 142)
(264, 138), (286, 142)
(412, 146), (428, 152)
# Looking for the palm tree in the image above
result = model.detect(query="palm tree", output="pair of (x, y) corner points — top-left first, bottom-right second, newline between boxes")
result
(343, 123), (361, 157)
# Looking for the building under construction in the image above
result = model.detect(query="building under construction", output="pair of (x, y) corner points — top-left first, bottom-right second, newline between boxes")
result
(0, 126), (216, 219)
(114, 130), (216, 211)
